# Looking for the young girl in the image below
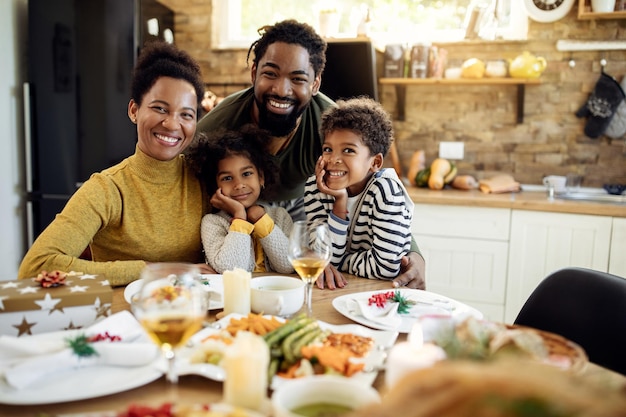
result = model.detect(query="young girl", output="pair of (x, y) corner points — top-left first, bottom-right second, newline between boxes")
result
(186, 125), (294, 273)
(303, 97), (414, 280)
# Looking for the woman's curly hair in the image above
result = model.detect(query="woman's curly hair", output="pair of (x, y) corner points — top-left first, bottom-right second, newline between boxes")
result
(320, 96), (394, 156)
(185, 124), (279, 198)
(131, 40), (205, 113)
(247, 19), (327, 77)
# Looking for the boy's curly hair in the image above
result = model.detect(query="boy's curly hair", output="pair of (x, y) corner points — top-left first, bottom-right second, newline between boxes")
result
(131, 40), (205, 113)
(185, 124), (279, 198)
(247, 19), (327, 77)
(320, 96), (394, 156)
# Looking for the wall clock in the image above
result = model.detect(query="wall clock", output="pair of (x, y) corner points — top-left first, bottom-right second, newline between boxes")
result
(524, 0), (576, 22)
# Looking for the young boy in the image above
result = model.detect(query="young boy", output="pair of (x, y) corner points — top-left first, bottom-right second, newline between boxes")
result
(303, 97), (414, 279)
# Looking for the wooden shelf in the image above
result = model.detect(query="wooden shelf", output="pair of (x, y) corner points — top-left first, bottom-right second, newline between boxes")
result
(379, 78), (542, 123)
(578, 0), (626, 19)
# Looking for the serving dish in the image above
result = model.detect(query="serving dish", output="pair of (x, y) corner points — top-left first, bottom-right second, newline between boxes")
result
(124, 274), (224, 310)
(176, 313), (398, 388)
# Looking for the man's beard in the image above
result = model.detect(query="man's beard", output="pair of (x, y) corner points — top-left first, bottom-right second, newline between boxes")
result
(255, 95), (307, 137)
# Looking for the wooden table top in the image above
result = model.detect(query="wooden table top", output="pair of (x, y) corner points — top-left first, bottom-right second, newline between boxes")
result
(1, 275), (623, 416)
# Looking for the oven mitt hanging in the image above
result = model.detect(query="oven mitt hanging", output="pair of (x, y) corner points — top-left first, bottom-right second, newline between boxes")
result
(604, 75), (626, 139)
(575, 72), (626, 139)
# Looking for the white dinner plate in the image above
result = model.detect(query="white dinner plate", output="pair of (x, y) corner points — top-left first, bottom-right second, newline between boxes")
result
(124, 274), (224, 310)
(176, 313), (398, 389)
(332, 289), (484, 333)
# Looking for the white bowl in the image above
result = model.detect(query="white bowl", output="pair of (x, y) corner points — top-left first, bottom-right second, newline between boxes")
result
(250, 275), (305, 317)
(271, 375), (381, 417)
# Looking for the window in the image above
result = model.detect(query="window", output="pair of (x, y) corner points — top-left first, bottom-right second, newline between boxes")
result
(212, 0), (528, 50)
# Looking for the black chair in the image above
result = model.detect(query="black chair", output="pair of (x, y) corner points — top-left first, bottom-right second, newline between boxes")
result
(513, 267), (626, 375)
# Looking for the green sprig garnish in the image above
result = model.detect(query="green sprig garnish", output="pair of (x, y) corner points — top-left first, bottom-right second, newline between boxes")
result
(66, 334), (98, 358)
(390, 290), (416, 314)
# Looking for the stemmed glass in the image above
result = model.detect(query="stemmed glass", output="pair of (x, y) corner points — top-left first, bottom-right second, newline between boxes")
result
(131, 262), (208, 384)
(288, 220), (332, 317)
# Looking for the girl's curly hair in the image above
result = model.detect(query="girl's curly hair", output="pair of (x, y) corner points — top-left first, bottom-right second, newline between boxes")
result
(185, 124), (279, 198)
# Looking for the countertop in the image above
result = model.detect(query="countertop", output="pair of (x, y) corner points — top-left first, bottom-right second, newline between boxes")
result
(407, 186), (626, 218)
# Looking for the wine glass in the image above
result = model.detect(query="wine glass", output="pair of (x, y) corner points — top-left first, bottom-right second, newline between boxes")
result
(131, 262), (208, 384)
(288, 220), (332, 317)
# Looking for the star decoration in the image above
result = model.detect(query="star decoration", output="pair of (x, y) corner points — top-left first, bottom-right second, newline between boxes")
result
(34, 293), (62, 312)
(0, 295), (8, 310)
(100, 279), (110, 286)
(79, 274), (98, 280)
(64, 321), (83, 331)
(13, 316), (37, 337)
(18, 286), (40, 295)
(94, 297), (111, 320)
(69, 285), (88, 293)
(1, 281), (20, 289)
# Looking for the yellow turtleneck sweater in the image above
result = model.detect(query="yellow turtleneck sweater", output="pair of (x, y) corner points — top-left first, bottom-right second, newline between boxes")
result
(18, 146), (207, 286)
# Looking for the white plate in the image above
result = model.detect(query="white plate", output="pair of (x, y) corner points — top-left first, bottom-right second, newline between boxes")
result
(176, 313), (398, 388)
(124, 274), (224, 310)
(0, 351), (163, 405)
(332, 289), (484, 333)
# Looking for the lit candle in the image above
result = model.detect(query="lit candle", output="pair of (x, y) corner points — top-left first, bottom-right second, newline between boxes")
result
(385, 322), (446, 390)
(222, 268), (251, 316)
(223, 331), (269, 411)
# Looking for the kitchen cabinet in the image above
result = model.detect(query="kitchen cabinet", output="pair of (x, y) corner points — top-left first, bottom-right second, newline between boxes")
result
(609, 217), (626, 277)
(505, 210), (612, 323)
(578, 0), (626, 19)
(412, 204), (511, 321)
(379, 78), (541, 123)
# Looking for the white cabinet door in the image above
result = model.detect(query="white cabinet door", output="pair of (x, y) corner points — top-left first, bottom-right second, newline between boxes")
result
(416, 235), (508, 322)
(609, 217), (626, 278)
(505, 210), (612, 323)
(412, 204), (510, 322)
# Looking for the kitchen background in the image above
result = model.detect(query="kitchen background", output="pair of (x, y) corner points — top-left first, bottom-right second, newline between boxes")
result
(1, 0), (625, 278)
(163, 0), (626, 186)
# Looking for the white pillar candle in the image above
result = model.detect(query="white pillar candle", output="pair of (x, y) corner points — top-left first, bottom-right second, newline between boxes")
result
(223, 268), (251, 316)
(385, 322), (446, 390)
(223, 331), (269, 411)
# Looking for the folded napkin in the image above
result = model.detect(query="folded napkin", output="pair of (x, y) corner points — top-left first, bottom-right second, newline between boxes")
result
(0, 311), (159, 389)
(479, 175), (521, 194)
(351, 299), (402, 328)
(350, 297), (460, 330)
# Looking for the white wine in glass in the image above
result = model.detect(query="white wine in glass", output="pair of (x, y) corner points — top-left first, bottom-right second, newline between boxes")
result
(131, 263), (208, 384)
(288, 220), (332, 317)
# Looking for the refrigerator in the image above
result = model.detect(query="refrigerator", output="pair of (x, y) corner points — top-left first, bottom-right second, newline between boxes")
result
(23, 0), (175, 247)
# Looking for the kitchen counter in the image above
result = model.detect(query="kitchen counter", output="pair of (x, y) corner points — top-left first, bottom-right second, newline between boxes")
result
(407, 187), (626, 218)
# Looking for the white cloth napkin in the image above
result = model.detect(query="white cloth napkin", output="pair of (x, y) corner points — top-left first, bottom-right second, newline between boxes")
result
(350, 296), (460, 329)
(350, 299), (403, 328)
(0, 311), (159, 389)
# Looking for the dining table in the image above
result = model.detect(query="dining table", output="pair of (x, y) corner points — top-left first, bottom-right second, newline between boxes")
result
(1, 274), (624, 417)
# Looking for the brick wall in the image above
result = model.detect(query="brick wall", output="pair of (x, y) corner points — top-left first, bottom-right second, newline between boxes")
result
(161, 0), (625, 187)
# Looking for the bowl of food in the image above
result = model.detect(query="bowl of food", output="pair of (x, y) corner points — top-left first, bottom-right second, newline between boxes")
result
(271, 375), (380, 417)
(250, 275), (305, 317)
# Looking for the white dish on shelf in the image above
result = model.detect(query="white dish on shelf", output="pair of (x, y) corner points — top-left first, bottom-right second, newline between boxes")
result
(124, 274), (224, 310)
(332, 288), (483, 333)
(176, 313), (398, 388)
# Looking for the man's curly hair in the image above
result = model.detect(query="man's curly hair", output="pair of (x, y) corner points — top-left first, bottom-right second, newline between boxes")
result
(131, 40), (205, 113)
(185, 124), (279, 198)
(247, 19), (327, 77)
(320, 97), (394, 157)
